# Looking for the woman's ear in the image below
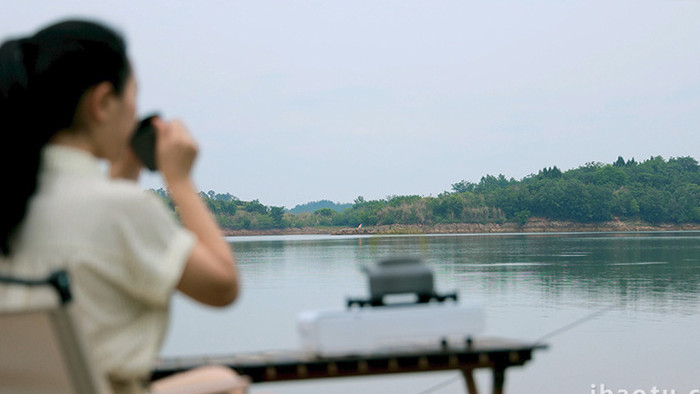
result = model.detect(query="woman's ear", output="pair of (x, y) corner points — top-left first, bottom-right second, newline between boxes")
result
(84, 81), (117, 124)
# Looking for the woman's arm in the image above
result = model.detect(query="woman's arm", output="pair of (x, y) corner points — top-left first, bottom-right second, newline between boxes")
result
(154, 118), (239, 307)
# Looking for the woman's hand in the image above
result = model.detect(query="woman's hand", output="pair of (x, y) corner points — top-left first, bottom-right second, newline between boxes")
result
(153, 118), (198, 186)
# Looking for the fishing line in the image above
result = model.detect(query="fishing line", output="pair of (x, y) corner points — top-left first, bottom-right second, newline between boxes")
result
(533, 304), (614, 345)
(415, 304), (615, 394)
(416, 374), (462, 394)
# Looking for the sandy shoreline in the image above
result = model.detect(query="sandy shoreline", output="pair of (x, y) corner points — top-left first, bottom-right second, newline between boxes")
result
(222, 219), (700, 237)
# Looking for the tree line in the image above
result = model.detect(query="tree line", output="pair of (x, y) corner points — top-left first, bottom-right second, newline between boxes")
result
(153, 156), (700, 231)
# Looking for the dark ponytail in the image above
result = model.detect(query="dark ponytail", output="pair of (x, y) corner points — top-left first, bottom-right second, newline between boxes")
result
(0, 20), (131, 256)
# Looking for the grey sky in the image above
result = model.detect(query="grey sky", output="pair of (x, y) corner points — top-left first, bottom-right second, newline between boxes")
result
(3, 1), (699, 208)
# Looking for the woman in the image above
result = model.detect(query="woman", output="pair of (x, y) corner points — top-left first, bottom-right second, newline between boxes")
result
(0, 19), (245, 393)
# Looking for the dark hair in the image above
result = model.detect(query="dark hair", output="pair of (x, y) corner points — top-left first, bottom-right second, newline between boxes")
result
(0, 19), (131, 256)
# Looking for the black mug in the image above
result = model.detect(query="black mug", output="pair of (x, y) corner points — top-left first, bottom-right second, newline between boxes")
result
(130, 114), (159, 171)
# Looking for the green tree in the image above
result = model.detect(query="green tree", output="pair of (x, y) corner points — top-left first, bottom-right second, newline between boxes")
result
(451, 180), (476, 193)
(269, 206), (286, 227)
(244, 199), (268, 215)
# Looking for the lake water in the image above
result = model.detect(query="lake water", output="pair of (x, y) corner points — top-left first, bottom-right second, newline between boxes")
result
(161, 232), (700, 394)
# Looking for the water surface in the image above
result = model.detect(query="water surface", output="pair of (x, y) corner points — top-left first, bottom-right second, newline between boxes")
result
(162, 232), (700, 394)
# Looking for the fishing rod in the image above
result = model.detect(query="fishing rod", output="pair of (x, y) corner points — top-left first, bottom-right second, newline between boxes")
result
(417, 304), (615, 394)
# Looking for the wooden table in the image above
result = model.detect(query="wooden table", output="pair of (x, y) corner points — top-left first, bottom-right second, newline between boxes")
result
(153, 338), (547, 394)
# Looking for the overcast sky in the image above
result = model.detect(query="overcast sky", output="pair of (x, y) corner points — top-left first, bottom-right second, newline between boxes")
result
(3, 1), (699, 208)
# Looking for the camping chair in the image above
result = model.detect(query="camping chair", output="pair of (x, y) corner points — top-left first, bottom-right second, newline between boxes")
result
(0, 271), (249, 394)
(0, 270), (107, 394)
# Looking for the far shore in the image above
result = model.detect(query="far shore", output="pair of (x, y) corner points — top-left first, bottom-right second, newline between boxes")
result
(222, 219), (700, 237)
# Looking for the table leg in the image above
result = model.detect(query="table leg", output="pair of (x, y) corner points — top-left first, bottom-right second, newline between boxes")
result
(461, 368), (478, 394)
(492, 366), (505, 394)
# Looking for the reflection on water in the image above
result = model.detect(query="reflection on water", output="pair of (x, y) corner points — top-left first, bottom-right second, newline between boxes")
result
(163, 232), (700, 394)
(345, 232), (700, 316)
